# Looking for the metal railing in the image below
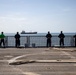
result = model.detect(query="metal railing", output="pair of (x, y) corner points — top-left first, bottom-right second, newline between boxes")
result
(3, 35), (75, 47)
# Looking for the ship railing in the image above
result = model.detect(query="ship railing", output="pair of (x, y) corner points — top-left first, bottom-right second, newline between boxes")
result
(4, 35), (75, 47)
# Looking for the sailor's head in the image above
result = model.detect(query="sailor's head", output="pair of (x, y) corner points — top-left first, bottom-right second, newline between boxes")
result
(48, 31), (50, 34)
(61, 31), (63, 33)
(17, 32), (19, 34)
(1, 32), (3, 34)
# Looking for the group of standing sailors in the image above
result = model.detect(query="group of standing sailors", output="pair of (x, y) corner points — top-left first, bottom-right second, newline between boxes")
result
(0, 32), (21, 48)
(0, 31), (76, 48)
(14, 31), (76, 48)
(46, 31), (76, 47)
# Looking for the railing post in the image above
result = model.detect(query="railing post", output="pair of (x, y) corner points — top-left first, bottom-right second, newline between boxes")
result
(28, 36), (30, 47)
(25, 36), (30, 47)
(5, 36), (8, 47)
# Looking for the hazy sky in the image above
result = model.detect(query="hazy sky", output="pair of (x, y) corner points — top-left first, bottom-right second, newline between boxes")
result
(0, 0), (76, 33)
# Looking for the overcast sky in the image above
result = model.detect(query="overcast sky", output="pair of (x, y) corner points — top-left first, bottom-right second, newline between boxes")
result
(0, 0), (76, 33)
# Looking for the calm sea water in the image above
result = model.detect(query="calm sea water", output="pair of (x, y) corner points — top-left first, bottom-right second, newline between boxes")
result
(5, 33), (76, 36)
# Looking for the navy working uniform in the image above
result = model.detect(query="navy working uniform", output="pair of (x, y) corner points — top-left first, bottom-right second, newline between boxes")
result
(58, 31), (65, 47)
(15, 32), (20, 47)
(46, 31), (52, 47)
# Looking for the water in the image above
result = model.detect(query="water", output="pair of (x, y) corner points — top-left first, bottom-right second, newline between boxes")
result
(4, 33), (76, 47)
(5, 33), (76, 36)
